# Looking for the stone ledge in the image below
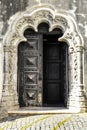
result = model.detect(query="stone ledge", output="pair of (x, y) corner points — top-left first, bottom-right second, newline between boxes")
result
(7, 107), (83, 116)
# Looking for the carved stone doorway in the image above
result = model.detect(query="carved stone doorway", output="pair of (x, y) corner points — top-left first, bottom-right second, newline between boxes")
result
(3, 5), (86, 112)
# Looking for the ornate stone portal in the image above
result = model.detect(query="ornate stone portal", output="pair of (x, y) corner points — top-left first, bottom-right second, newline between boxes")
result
(2, 5), (87, 112)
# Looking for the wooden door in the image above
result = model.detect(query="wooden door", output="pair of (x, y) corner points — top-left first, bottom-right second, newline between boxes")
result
(18, 34), (42, 107)
(43, 37), (66, 106)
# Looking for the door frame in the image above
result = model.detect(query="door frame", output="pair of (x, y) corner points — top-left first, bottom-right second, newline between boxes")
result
(3, 5), (85, 111)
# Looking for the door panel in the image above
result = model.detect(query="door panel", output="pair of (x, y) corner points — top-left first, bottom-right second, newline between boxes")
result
(45, 63), (60, 79)
(45, 83), (60, 103)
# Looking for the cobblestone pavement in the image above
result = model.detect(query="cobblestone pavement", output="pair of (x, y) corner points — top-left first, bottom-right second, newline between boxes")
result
(0, 113), (87, 130)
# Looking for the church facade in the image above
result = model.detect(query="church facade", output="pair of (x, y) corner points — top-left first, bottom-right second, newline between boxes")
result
(0, 0), (87, 116)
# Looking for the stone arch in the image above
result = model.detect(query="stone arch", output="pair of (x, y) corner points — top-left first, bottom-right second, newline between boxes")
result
(3, 5), (86, 112)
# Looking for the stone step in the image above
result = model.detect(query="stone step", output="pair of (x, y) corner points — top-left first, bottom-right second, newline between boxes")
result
(8, 107), (80, 116)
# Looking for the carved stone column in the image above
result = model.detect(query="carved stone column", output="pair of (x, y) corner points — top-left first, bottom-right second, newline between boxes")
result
(2, 46), (19, 110)
(1, 46), (10, 109)
(8, 46), (19, 109)
(75, 46), (87, 111)
(0, 37), (3, 103)
(68, 46), (87, 111)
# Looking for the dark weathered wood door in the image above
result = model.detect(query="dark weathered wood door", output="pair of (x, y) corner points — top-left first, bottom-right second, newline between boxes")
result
(18, 34), (42, 107)
(43, 37), (65, 106)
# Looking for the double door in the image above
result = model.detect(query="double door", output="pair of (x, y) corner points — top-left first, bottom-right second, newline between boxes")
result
(18, 34), (68, 107)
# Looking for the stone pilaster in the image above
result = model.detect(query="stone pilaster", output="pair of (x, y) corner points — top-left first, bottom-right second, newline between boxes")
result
(1, 46), (19, 110)
(68, 46), (87, 112)
(0, 37), (3, 104)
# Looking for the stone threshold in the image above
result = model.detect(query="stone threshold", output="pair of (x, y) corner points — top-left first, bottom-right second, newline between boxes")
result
(8, 107), (81, 116)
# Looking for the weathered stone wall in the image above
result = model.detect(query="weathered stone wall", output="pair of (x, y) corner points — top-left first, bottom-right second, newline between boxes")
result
(0, 0), (83, 34)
